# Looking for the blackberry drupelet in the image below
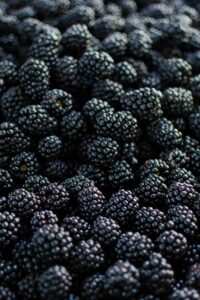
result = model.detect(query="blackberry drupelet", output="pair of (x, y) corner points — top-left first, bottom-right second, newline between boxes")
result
(166, 182), (198, 207)
(37, 135), (62, 160)
(0, 286), (16, 300)
(81, 274), (104, 300)
(23, 175), (50, 193)
(0, 211), (21, 247)
(61, 111), (86, 140)
(171, 288), (200, 300)
(83, 98), (113, 122)
(108, 160), (134, 187)
(62, 175), (95, 197)
(103, 32), (128, 60)
(30, 210), (58, 232)
(62, 216), (91, 242)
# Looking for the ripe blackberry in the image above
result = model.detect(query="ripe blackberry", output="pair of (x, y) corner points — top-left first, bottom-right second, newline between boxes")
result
(0, 122), (30, 155)
(18, 275), (39, 300)
(187, 75), (200, 98)
(166, 182), (198, 207)
(70, 239), (105, 273)
(135, 207), (167, 237)
(44, 160), (68, 181)
(8, 188), (41, 216)
(188, 108), (200, 139)
(38, 183), (70, 211)
(115, 232), (154, 265)
(0, 197), (8, 212)
(0, 60), (18, 86)
(0, 260), (19, 286)
(163, 88), (194, 117)
(167, 205), (198, 238)
(121, 142), (139, 167)
(33, 0), (69, 16)
(128, 29), (152, 58)
(104, 189), (139, 225)
(184, 244), (200, 267)
(18, 105), (57, 136)
(113, 61), (137, 86)
(160, 149), (190, 169)
(23, 175), (50, 193)
(0, 211), (21, 247)
(78, 186), (105, 222)
(62, 24), (92, 56)
(77, 164), (107, 189)
(160, 58), (192, 87)
(79, 51), (114, 84)
(91, 216), (121, 246)
(104, 260), (140, 298)
(9, 151), (40, 180)
(108, 160), (134, 187)
(141, 252), (174, 296)
(38, 135), (62, 159)
(148, 118), (183, 148)
(62, 175), (95, 197)
(139, 159), (169, 180)
(94, 110), (138, 142)
(172, 118), (186, 133)
(31, 210), (58, 232)
(120, 87), (163, 122)
(103, 32), (128, 60)
(136, 174), (167, 205)
(83, 98), (113, 122)
(0, 169), (14, 193)
(19, 59), (50, 101)
(186, 264), (200, 290)
(0, 286), (16, 300)
(81, 274), (104, 300)
(70, 0), (104, 17)
(171, 288), (200, 300)
(62, 216), (91, 242)
(32, 224), (73, 264)
(38, 265), (72, 300)
(61, 111), (86, 140)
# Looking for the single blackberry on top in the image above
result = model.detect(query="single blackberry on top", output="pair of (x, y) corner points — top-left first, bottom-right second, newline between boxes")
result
(188, 108), (200, 139)
(113, 61), (138, 86)
(0, 286), (16, 300)
(19, 59), (50, 101)
(78, 186), (105, 222)
(8, 188), (41, 216)
(38, 265), (72, 300)
(0, 260), (19, 286)
(23, 175), (50, 193)
(108, 160), (134, 187)
(41, 89), (73, 117)
(171, 288), (200, 300)
(44, 160), (68, 181)
(78, 51), (114, 84)
(91, 216), (121, 246)
(9, 151), (40, 180)
(92, 79), (124, 106)
(31, 210), (58, 232)
(81, 273), (104, 300)
(139, 159), (169, 180)
(162, 88), (194, 117)
(37, 135), (62, 160)
(62, 175), (95, 197)
(18, 105), (57, 136)
(167, 205), (198, 238)
(18, 275), (39, 300)
(62, 216), (91, 242)
(83, 98), (113, 122)
(104, 260), (140, 299)
(0, 169), (14, 193)
(166, 182), (198, 207)
(135, 207), (167, 237)
(120, 87), (163, 122)
(141, 252), (174, 296)
(104, 189), (139, 225)
(32, 224), (73, 264)
(70, 239), (105, 273)
(160, 149), (190, 169)
(128, 29), (152, 58)
(115, 232), (154, 265)
(103, 32), (128, 60)
(62, 24), (92, 56)
(0, 211), (21, 247)
(61, 111), (86, 140)
(0, 60), (18, 86)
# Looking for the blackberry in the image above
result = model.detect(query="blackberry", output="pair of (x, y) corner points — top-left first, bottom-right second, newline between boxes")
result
(115, 231), (154, 265)
(163, 88), (194, 117)
(188, 108), (200, 139)
(120, 87), (163, 122)
(78, 186), (105, 221)
(135, 207), (167, 237)
(37, 135), (62, 159)
(83, 98), (113, 122)
(61, 111), (86, 140)
(92, 79), (124, 106)
(31, 210), (58, 232)
(128, 29), (152, 58)
(38, 265), (72, 300)
(62, 175), (95, 197)
(41, 89), (73, 117)
(184, 244), (200, 267)
(78, 51), (114, 84)
(8, 189), (41, 216)
(187, 75), (200, 98)
(141, 252), (174, 296)
(171, 288), (200, 299)
(0, 260), (19, 286)
(160, 149), (190, 169)
(91, 216), (121, 246)
(105, 3), (122, 16)
(18, 275), (39, 300)
(122, 142), (139, 167)
(62, 216), (91, 242)
(44, 160), (68, 181)
(9, 151), (40, 180)
(0, 211), (21, 247)
(62, 24), (92, 56)
(0, 60), (18, 86)
(32, 224), (73, 264)
(141, 72), (161, 89)
(70, 239), (105, 273)
(19, 59), (50, 101)
(0, 169), (14, 193)
(172, 118), (186, 133)
(23, 175), (50, 193)
(108, 160), (134, 187)
(104, 189), (139, 225)
(166, 182), (198, 207)
(104, 260), (140, 298)
(77, 164), (107, 189)
(70, 0), (105, 17)
(103, 32), (128, 60)
(186, 264), (200, 290)
(33, 0), (69, 16)
(0, 197), (8, 212)
(139, 159), (169, 179)
(0, 286), (16, 300)
(167, 168), (198, 188)
(81, 274), (104, 300)
(113, 61), (138, 86)
(167, 205), (198, 238)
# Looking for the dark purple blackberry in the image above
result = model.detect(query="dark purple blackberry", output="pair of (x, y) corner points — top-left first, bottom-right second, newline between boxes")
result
(32, 224), (73, 264)
(62, 175), (95, 197)
(166, 182), (198, 207)
(171, 288), (200, 300)
(38, 265), (72, 300)
(18, 275), (39, 300)
(188, 108), (200, 139)
(18, 105), (57, 136)
(186, 264), (200, 290)
(61, 111), (86, 140)
(81, 274), (104, 300)
(9, 151), (40, 180)
(0, 211), (21, 247)
(128, 29), (152, 58)
(91, 216), (121, 246)
(167, 205), (198, 238)
(83, 98), (113, 122)
(62, 216), (90, 242)
(31, 210), (58, 232)
(0, 169), (14, 193)
(0, 286), (16, 300)
(115, 231), (154, 265)
(120, 87), (163, 122)
(104, 260), (140, 298)
(37, 135), (62, 159)
(160, 149), (190, 169)
(141, 252), (174, 296)
(108, 160), (134, 187)
(44, 160), (68, 181)
(104, 189), (139, 225)
(8, 189), (41, 216)
(0, 260), (19, 286)
(139, 159), (169, 180)
(187, 75), (200, 98)
(78, 186), (105, 221)
(41, 89), (73, 117)
(103, 32), (127, 60)
(135, 207), (167, 237)
(23, 175), (50, 193)
(70, 239), (105, 273)
(0, 60), (18, 86)
(19, 59), (50, 101)
(113, 61), (137, 86)
(166, 168), (198, 188)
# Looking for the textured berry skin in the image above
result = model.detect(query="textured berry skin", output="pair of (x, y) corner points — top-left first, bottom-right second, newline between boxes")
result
(184, 244), (200, 267)
(44, 160), (68, 181)
(0, 169), (14, 193)
(23, 175), (50, 193)
(0, 211), (21, 247)
(171, 288), (200, 300)
(62, 216), (91, 242)
(0, 260), (19, 286)
(186, 264), (200, 290)
(0, 286), (16, 300)
(113, 61), (137, 86)
(166, 182), (198, 207)
(62, 175), (95, 197)
(61, 111), (86, 140)
(81, 273), (104, 300)
(160, 149), (190, 169)
(18, 275), (39, 300)
(31, 210), (58, 232)
(104, 189), (139, 225)
(104, 260), (140, 298)
(188, 108), (200, 139)
(38, 265), (72, 300)
(139, 159), (169, 180)
(128, 29), (152, 58)
(83, 98), (113, 122)
(103, 32), (127, 60)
